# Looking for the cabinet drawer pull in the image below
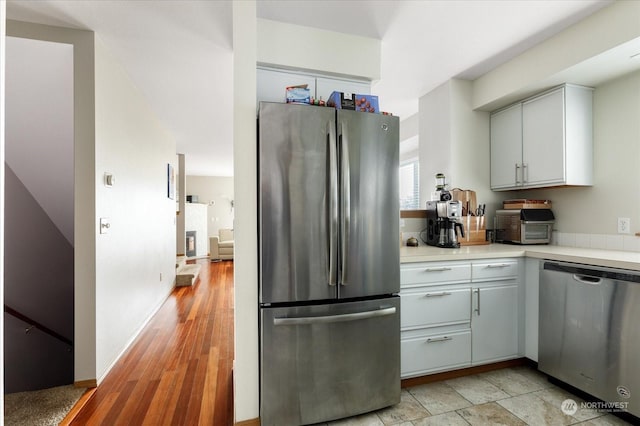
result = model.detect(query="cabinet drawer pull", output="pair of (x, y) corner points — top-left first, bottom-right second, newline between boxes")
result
(424, 267), (452, 272)
(486, 263), (510, 268)
(424, 292), (452, 298)
(426, 336), (452, 343)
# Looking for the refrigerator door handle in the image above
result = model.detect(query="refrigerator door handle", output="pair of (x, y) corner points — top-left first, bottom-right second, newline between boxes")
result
(339, 122), (350, 286)
(328, 121), (338, 286)
(273, 306), (396, 326)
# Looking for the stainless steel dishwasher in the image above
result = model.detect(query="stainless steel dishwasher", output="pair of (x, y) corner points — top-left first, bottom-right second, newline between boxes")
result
(539, 261), (640, 417)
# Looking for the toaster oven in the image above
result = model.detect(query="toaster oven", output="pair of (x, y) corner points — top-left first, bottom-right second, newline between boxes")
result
(495, 209), (555, 245)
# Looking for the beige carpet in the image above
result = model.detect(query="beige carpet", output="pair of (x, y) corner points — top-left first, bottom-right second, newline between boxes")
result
(4, 385), (86, 426)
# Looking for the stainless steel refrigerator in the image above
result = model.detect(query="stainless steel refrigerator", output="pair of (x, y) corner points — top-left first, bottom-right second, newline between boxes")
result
(258, 102), (400, 425)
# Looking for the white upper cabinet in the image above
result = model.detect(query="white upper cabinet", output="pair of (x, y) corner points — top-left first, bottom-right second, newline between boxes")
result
(257, 68), (370, 105)
(490, 103), (522, 189)
(257, 68), (316, 104)
(490, 84), (593, 191)
(315, 77), (370, 104)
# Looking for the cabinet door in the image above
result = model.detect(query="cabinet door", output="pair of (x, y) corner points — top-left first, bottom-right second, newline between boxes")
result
(490, 103), (522, 190)
(257, 68), (316, 104)
(522, 88), (565, 186)
(471, 283), (518, 365)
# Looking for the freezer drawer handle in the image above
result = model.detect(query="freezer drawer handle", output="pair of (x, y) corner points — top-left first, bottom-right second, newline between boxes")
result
(424, 267), (452, 272)
(273, 306), (396, 326)
(426, 336), (452, 343)
(424, 292), (452, 297)
(573, 274), (602, 285)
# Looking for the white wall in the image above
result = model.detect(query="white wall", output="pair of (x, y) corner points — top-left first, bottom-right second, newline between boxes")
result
(418, 79), (500, 215)
(257, 18), (380, 81)
(5, 36), (74, 244)
(94, 37), (176, 381)
(516, 70), (640, 236)
(176, 153), (186, 255)
(233, 1), (258, 422)
(473, 1), (640, 110)
(184, 203), (208, 257)
(186, 175), (234, 239)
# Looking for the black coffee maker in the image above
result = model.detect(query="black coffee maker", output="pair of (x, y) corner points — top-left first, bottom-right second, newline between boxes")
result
(425, 200), (465, 248)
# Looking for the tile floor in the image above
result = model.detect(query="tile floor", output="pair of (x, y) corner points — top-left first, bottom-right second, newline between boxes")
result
(323, 366), (633, 426)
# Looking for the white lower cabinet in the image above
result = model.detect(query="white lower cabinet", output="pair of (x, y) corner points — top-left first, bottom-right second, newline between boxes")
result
(401, 327), (471, 377)
(471, 283), (519, 365)
(401, 258), (521, 379)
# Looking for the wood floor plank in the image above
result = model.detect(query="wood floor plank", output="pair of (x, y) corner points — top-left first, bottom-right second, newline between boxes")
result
(70, 259), (235, 425)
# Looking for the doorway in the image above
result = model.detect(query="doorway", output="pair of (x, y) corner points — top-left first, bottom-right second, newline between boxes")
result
(4, 36), (74, 392)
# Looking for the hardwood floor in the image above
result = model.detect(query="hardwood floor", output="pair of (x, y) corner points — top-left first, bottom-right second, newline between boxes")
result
(71, 259), (235, 425)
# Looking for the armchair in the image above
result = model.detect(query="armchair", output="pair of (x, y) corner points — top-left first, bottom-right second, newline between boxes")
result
(210, 228), (234, 261)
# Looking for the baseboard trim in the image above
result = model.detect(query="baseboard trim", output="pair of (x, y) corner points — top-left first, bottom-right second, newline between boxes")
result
(74, 379), (97, 388)
(401, 357), (532, 388)
(235, 418), (260, 426)
(59, 387), (97, 425)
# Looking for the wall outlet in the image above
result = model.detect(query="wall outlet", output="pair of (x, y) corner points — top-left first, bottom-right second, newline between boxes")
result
(617, 217), (631, 234)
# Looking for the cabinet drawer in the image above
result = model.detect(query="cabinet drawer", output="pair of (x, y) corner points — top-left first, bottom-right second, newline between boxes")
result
(472, 260), (518, 281)
(401, 330), (471, 378)
(401, 288), (471, 329)
(401, 262), (471, 287)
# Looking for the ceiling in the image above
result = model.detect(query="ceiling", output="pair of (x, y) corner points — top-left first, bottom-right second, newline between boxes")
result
(6, 0), (617, 176)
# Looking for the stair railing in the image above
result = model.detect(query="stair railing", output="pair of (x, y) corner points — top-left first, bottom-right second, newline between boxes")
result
(4, 304), (73, 348)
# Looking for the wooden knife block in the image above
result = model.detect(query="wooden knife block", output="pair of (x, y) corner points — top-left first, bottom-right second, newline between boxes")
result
(459, 216), (489, 246)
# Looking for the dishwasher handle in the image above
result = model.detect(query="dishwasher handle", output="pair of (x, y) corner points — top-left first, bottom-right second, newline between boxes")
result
(573, 274), (602, 285)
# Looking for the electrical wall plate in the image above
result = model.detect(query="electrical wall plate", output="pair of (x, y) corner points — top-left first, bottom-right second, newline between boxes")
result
(104, 173), (115, 187)
(100, 217), (111, 234)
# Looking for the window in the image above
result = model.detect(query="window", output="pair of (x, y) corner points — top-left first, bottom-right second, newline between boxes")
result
(399, 159), (420, 210)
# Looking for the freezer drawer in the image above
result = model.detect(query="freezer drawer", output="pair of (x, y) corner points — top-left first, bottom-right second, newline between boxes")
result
(260, 297), (400, 425)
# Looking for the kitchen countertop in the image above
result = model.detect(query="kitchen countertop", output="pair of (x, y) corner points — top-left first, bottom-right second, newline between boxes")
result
(400, 243), (640, 272)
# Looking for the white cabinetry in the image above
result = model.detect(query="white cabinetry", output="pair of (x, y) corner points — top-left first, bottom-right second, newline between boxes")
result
(400, 258), (522, 379)
(471, 260), (520, 365)
(400, 262), (471, 378)
(490, 84), (593, 190)
(257, 68), (315, 104)
(257, 68), (370, 104)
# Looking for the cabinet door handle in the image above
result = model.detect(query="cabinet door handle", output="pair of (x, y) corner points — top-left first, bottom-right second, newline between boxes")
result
(523, 163), (528, 183)
(424, 292), (452, 298)
(426, 336), (452, 343)
(486, 263), (510, 268)
(424, 267), (452, 272)
(515, 163), (521, 185)
(473, 288), (481, 315)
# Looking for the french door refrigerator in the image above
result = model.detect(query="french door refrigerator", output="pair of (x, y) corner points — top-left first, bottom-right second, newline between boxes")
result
(258, 101), (400, 425)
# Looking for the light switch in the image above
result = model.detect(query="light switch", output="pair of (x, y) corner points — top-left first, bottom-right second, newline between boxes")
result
(104, 173), (115, 187)
(100, 217), (111, 234)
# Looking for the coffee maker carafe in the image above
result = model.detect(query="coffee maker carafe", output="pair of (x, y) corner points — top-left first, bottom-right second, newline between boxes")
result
(425, 200), (465, 248)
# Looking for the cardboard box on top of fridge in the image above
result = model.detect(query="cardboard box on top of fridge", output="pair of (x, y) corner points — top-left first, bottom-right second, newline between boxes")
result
(353, 94), (379, 113)
(327, 91), (356, 110)
(286, 84), (311, 104)
(328, 92), (380, 113)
